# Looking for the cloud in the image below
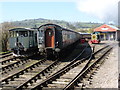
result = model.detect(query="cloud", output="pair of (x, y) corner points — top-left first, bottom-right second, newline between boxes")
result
(76, 0), (119, 24)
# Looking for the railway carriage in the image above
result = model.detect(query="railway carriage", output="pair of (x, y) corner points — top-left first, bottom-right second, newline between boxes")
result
(9, 28), (38, 57)
(37, 24), (82, 58)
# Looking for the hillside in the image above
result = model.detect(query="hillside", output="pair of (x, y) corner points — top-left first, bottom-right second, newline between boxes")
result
(11, 18), (102, 33)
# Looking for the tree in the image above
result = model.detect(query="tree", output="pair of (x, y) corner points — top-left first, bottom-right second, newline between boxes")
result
(0, 22), (14, 52)
(66, 23), (76, 30)
(87, 24), (100, 33)
(87, 28), (94, 33)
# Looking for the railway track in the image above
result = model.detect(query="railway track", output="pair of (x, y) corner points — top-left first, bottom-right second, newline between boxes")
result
(1, 44), (89, 90)
(9, 45), (88, 90)
(0, 52), (14, 66)
(1, 54), (46, 79)
(28, 45), (112, 90)
(0, 53), (12, 59)
(1, 57), (34, 74)
(1, 58), (59, 89)
(16, 46), (88, 90)
(64, 45), (112, 89)
(1, 56), (17, 65)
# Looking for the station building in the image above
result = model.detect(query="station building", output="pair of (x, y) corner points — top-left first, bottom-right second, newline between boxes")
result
(94, 24), (120, 41)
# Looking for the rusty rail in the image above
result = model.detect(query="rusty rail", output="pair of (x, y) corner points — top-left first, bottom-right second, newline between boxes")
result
(16, 60), (59, 90)
(63, 46), (112, 90)
(31, 45), (111, 90)
(1, 57), (17, 65)
(30, 45), (90, 90)
(0, 53), (12, 59)
(1, 59), (46, 84)
(1, 58), (31, 73)
(16, 45), (89, 90)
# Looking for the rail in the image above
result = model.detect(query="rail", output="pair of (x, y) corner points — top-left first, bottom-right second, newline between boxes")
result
(1, 57), (17, 65)
(30, 45), (89, 90)
(1, 59), (46, 84)
(16, 60), (59, 90)
(31, 45), (111, 90)
(1, 58), (30, 73)
(0, 53), (12, 59)
(63, 46), (112, 89)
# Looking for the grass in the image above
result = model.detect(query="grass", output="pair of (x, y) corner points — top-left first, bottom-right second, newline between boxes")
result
(0, 51), (12, 54)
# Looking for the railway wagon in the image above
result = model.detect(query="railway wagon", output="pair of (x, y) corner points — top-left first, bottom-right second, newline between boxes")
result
(9, 28), (38, 57)
(37, 24), (82, 58)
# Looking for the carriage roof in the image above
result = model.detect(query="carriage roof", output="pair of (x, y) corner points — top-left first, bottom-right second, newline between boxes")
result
(9, 28), (37, 32)
(38, 23), (80, 34)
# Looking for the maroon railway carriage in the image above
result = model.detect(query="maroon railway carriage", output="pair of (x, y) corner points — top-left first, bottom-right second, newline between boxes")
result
(37, 24), (82, 58)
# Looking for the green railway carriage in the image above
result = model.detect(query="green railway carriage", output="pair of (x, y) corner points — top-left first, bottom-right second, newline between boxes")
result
(9, 28), (38, 56)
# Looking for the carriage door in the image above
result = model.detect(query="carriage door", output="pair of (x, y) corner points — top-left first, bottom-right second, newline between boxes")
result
(45, 28), (55, 48)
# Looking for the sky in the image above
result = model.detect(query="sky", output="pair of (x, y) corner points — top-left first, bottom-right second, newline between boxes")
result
(0, 0), (119, 24)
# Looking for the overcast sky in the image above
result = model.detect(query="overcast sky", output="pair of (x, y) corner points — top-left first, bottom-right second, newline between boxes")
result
(0, 0), (119, 24)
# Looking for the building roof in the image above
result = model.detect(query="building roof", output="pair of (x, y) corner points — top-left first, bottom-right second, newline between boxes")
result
(94, 24), (119, 32)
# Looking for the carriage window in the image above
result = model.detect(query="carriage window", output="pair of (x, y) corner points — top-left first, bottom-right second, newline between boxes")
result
(48, 31), (52, 36)
(10, 31), (16, 37)
(10, 31), (13, 37)
(29, 31), (33, 37)
(39, 30), (44, 37)
(13, 31), (17, 37)
(24, 31), (28, 37)
(19, 31), (28, 37)
(16, 32), (19, 37)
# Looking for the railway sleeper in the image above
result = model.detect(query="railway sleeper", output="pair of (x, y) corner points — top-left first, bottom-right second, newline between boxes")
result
(4, 80), (9, 84)
(15, 47), (88, 89)
(75, 49), (112, 89)
(3, 67), (12, 73)
(33, 46), (110, 90)
(2, 60), (46, 85)
(16, 61), (59, 89)
(1, 56), (14, 62)
(39, 61), (86, 89)
(2, 70), (7, 74)
(15, 74), (20, 78)
(77, 83), (83, 87)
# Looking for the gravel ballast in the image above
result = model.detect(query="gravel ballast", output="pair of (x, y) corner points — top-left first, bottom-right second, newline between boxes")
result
(89, 41), (118, 88)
